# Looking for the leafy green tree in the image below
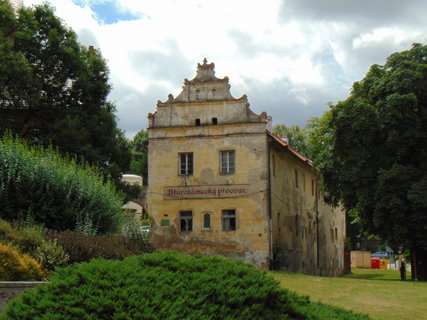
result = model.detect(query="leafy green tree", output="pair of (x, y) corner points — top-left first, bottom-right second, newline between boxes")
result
(0, 1), (131, 183)
(311, 44), (427, 280)
(128, 129), (148, 184)
(272, 124), (310, 157)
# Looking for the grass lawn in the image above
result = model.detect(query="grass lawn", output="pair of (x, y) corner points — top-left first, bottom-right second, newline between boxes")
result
(271, 268), (427, 320)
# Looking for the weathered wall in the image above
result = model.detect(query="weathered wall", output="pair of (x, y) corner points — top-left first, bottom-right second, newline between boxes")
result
(147, 124), (270, 268)
(146, 60), (272, 268)
(269, 142), (345, 276)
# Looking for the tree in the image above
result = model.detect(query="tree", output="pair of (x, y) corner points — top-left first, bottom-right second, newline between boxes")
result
(128, 129), (148, 184)
(0, 1), (131, 183)
(312, 43), (427, 280)
(272, 124), (310, 157)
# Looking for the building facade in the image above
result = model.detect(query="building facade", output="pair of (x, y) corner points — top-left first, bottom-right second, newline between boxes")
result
(146, 60), (345, 275)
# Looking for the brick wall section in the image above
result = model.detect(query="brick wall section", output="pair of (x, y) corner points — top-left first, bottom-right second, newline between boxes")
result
(0, 281), (48, 313)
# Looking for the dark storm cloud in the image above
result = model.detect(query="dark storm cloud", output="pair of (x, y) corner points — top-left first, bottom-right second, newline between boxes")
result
(128, 40), (193, 88)
(110, 82), (170, 139)
(280, 0), (427, 28)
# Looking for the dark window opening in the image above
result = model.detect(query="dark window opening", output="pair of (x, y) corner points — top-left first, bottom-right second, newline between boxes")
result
(295, 169), (299, 188)
(179, 153), (193, 176)
(212, 117), (218, 125)
(195, 119), (201, 126)
(203, 212), (211, 229)
(222, 209), (236, 231)
(180, 211), (193, 232)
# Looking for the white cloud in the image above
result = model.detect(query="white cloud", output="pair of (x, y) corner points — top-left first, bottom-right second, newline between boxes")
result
(22, 0), (427, 137)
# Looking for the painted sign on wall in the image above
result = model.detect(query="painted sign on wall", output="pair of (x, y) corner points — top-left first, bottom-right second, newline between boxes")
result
(164, 185), (249, 199)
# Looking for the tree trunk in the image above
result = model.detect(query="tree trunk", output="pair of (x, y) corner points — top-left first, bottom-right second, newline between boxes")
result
(411, 247), (427, 281)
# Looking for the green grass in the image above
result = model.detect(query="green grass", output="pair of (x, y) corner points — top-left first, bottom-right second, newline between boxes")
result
(271, 268), (427, 320)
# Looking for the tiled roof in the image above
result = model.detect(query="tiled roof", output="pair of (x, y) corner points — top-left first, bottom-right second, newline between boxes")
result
(266, 131), (313, 167)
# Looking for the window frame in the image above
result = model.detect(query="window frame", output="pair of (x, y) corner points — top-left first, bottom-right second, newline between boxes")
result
(202, 211), (212, 230)
(220, 150), (235, 175)
(179, 211), (193, 232)
(222, 209), (237, 231)
(179, 152), (194, 176)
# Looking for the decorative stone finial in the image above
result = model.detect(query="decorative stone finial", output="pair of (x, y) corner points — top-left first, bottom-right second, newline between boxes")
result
(194, 58), (216, 81)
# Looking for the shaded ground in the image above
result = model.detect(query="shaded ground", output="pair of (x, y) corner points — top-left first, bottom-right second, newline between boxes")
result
(271, 268), (427, 320)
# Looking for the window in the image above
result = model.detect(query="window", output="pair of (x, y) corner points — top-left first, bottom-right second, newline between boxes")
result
(179, 153), (193, 176)
(203, 212), (211, 229)
(294, 169), (299, 188)
(195, 119), (201, 126)
(221, 151), (235, 174)
(272, 154), (276, 176)
(222, 209), (236, 231)
(212, 117), (218, 125)
(180, 211), (193, 232)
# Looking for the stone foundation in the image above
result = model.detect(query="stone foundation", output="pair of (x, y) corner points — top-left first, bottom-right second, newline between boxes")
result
(0, 281), (48, 313)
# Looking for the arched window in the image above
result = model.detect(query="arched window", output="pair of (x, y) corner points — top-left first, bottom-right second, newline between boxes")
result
(203, 212), (211, 229)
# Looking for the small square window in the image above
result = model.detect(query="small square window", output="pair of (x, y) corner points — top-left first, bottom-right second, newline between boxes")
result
(221, 151), (235, 174)
(212, 117), (218, 125)
(179, 153), (193, 176)
(222, 209), (236, 231)
(195, 119), (201, 126)
(180, 211), (193, 232)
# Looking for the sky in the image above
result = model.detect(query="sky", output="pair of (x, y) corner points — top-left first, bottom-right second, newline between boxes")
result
(24, 0), (427, 139)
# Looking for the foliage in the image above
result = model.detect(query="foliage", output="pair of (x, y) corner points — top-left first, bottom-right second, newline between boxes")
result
(47, 230), (154, 264)
(0, 1), (131, 185)
(272, 124), (310, 158)
(308, 43), (427, 279)
(0, 133), (124, 234)
(1, 252), (370, 320)
(0, 218), (68, 270)
(128, 129), (148, 184)
(0, 242), (47, 281)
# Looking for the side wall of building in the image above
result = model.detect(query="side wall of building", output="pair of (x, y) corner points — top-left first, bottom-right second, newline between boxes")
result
(269, 145), (345, 276)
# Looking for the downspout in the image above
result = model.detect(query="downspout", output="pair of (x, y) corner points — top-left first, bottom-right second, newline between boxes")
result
(315, 178), (320, 273)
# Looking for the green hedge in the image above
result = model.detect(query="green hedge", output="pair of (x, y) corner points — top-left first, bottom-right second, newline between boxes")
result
(1, 252), (371, 320)
(0, 133), (124, 233)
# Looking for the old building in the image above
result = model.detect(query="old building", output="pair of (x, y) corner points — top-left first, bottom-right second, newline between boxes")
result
(146, 59), (345, 275)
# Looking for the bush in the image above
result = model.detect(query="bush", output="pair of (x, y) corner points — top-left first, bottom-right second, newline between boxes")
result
(0, 219), (68, 270)
(0, 133), (124, 233)
(0, 242), (47, 281)
(1, 252), (370, 319)
(47, 231), (154, 264)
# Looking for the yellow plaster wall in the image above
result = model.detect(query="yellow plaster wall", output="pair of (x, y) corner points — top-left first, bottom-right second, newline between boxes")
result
(270, 146), (345, 276)
(147, 124), (271, 268)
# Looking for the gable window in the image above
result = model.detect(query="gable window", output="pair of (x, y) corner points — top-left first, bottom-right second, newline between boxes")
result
(222, 209), (236, 231)
(221, 150), (235, 174)
(179, 153), (193, 176)
(203, 212), (211, 229)
(180, 211), (193, 232)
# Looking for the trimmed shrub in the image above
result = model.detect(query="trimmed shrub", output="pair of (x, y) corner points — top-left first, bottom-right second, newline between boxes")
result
(47, 230), (154, 263)
(0, 242), (47, 281)
(1, 252), (371, 320)
(0, 133), (124, 233)
(0, 219), (68, 270)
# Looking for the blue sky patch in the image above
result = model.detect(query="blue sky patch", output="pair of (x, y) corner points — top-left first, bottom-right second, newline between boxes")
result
(72, 1), (143, 24)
